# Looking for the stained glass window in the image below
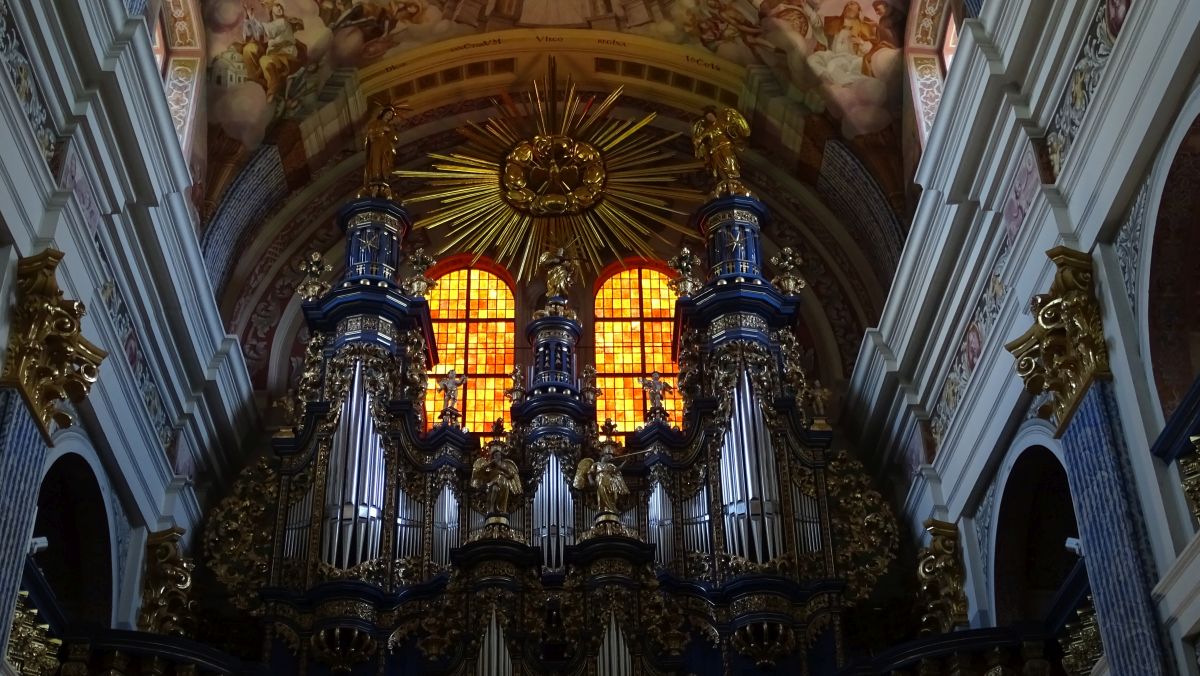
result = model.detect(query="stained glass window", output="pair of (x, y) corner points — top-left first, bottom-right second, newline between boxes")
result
(425, 265), (515, 432)
(593, 265), (679, 434)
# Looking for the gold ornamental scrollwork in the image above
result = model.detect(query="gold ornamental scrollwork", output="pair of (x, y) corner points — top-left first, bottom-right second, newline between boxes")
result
(825, 449), (898, 603)
(916, 519), (969, 635)
(1, 248), (107, 441)
(5, 590), (61, 676)
(1060, 597), (1103, 676)
(1005, 246), (1110, 435)
(202, 455), (279, 612)
(138, 527), (198, 637)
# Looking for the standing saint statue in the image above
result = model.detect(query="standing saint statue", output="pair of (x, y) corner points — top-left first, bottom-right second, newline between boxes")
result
(537, 247), (579, 299)
(504, 364), (526, 404)
(639, 371), (675, 411)
(360, 103), (409, 199)
(437, 369), (468, 413)
(573, 448), (629, 515)
(692, 106), (753, 199)
(471, 434), (522, 515)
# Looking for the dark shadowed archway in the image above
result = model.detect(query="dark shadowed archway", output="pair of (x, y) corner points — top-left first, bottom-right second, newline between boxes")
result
(33, 454), (113, 626)
(992, 446), (1079, 625)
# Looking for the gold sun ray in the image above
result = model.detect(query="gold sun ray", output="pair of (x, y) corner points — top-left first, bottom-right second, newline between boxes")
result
(394, 57), (704, 281)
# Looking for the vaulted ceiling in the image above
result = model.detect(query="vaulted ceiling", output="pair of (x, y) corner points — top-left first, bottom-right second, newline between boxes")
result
(194, 0), (917, 403)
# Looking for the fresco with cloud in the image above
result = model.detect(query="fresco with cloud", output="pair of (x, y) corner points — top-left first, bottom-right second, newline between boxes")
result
(205, 0), (908, 148)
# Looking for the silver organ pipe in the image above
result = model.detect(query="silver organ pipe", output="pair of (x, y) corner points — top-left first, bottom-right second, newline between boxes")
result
(681, 483), (711, 565)
(718, 371), (783, 564)
(791, 478), (822, 554)
(393, 483), (423, 561)
(432, 483), (459, 568)
(477, 609), (513, 676)
(647, 481), (674, 568)
(597, 613), (632, 676)
(321, 361), (386, 568)
(532, 453), (574, 571)
(283, 482), (314, 563)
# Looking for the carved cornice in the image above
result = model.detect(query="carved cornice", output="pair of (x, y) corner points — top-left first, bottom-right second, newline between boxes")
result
(138, 527), (197, 637)
(916, 519), (969, 635)
(1, 249), (107, 442)
(1005, 247), (1110, 436)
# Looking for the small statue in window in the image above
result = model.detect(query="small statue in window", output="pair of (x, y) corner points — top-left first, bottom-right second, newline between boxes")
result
(437, 369), (468, 414)
(580, 364), (601, 405)
(504, 364), (526, 404)
(638, 369), (676, 417)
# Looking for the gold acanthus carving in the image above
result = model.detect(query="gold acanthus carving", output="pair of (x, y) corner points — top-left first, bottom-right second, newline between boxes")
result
(1005, 246), (1110, 436)
(1, 248), (107, 441)
(916, 519), (969, 635)
(138, 527), (198, 637)
(203, 455), (279, 612)
(825, 449), (898, 603)
(5, 590), (61, 676)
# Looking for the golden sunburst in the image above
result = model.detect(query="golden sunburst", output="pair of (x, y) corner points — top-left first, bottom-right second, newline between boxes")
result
(394, 58), (703, 281)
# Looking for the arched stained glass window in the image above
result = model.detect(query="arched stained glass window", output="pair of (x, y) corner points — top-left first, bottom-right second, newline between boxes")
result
(593, 265), (679, 434)
(424, 263), (515, 432)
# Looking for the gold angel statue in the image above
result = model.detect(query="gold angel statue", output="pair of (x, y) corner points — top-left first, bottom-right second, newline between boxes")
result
(537, 247), (580, 298)
(692, 106), (753, 199)
(573, 449), (629, 515)
(360, 102), (410, 199)
(472, 433), (522, 515)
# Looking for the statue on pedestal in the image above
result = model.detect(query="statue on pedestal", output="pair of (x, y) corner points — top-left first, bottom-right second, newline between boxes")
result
(692, 106), (753, 199)
(359, 103), (409, 200)
(639, 371), (675, 418)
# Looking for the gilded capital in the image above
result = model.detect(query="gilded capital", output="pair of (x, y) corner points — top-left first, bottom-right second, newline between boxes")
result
(916, 518), (969, 635)
(138, 527), (197, 637)
(1, 249), (106, 441)
(1004, 246), (1110, 435)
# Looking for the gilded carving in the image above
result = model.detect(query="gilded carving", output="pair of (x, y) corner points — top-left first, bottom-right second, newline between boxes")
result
(769, 247), (808, 296)
(138, 527), (197, 637)
(668, 246), (705, 298)
(203, 455), (278, 612)
(916, 519), (969, 635)
(692, 107), (753, 199)
(825, 449), (898, 603)
(296, 250), (331, 302)
(1005, 247), (1110, 435)
(1060, 598), (1103, 676)
(5, 590), (61, 675)
(1181, 437), (1200, 523)
(1, 249), (107, 440)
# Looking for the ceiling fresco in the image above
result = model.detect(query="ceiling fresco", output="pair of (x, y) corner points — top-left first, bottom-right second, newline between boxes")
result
(204, 0), (910, 151)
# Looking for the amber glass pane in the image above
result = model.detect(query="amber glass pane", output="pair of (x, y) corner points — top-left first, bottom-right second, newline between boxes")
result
(595, 269), (641, 319)
(640, 269), (675, 318)
(426, 266), (515, 431)
(428, 269), (470, 319)
(593, 266), (679, 431)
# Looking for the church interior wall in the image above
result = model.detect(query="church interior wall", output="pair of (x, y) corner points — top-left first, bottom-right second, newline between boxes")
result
(9, 0), (1200, 671)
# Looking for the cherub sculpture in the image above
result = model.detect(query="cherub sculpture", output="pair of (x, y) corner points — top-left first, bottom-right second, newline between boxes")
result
(436, 369), (467, 413)
(639, 371), (675, 411)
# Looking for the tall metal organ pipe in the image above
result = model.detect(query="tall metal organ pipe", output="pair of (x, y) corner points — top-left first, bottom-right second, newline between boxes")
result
(718, 370), (783, 564)
(321, 361), (387, 569)
(532, 453), (575, 571)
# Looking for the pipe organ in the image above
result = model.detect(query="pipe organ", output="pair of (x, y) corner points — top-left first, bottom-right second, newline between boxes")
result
(205, 106), (897, 676)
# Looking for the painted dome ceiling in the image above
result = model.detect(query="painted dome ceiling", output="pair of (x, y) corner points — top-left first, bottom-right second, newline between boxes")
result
(196, 0), (917, 403)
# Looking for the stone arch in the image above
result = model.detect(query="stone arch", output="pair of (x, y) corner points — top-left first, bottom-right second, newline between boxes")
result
(989, 441), (1079, 626)
(1140, 82), (1200, 421)
(33, 448), (116, 627)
